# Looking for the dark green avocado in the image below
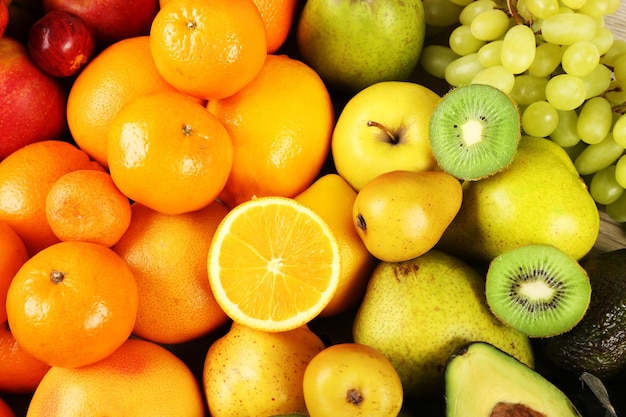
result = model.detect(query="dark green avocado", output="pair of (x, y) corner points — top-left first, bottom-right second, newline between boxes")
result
(541, 249), (626, 380)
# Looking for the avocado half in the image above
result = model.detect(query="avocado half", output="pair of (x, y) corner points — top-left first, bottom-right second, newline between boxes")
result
(445, 342), (582, 417)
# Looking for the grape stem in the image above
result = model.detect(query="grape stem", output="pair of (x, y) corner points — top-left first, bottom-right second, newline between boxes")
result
(505, 0), (531, 26)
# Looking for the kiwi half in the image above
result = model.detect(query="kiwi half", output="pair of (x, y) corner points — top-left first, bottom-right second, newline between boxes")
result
(485, 244), (591, 338)
(428, 83), (520, 181)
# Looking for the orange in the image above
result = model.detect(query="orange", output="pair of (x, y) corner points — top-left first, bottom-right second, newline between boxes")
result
(0, 320), (51, 394)
(208, 54), (334, 209)
(150, 0), (268, 100)
(66, 36), (181, 168)
(203, 322), (325, 417)
(45, 169), (132, 248)
(0, 140), (103, 256)
(252, 0), (298, 53)
(208, 196), (341, 332)
(107, 90), (234, 215)
(0, 397), (15, 417)
(26, 338), (206, 417)
(0, 221), (28, 323)
(112, 201), (231, 345)
(295, 174), (379, 317)
(5, 241), (138, 368)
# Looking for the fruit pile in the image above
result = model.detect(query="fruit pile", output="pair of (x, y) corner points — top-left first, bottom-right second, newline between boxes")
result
(420, 0), (626, 221)
(1, 0), (626, 416)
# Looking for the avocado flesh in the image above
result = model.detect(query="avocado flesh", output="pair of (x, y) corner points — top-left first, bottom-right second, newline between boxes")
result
(445, 342), (582, 417)
(541, 249), (626, 380)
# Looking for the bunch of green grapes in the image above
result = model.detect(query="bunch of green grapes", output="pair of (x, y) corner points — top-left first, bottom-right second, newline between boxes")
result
(420, 0), (626, 221)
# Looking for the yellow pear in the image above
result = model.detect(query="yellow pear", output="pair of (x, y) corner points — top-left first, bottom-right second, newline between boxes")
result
(295, 173), (379, 317)
(203, 322), (325, 417)
(352, 170), (462, 262)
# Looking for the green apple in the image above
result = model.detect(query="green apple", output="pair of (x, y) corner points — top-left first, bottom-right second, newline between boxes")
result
(331, 81), (441, 191)
(296, 0), (426, 93)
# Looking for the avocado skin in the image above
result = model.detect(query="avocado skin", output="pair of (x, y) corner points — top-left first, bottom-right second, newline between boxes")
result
(541, 249), (626, 380)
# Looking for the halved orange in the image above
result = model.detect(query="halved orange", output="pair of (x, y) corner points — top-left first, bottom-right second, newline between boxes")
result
(207, 196), (340, 332)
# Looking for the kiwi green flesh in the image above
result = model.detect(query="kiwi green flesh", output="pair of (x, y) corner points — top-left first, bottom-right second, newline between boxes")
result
(485, 244), (591, 338)
(429, 83), (520, 181)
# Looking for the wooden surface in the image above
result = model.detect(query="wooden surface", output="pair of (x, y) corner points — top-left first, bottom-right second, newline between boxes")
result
(592, 7), (626, 255)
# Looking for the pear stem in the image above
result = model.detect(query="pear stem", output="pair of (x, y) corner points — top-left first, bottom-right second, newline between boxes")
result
(367, 120), (398, 144)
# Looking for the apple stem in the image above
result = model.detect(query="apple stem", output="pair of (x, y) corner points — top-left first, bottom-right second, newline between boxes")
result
(367, 120), (398, 144)
(355, 213), (367, 232)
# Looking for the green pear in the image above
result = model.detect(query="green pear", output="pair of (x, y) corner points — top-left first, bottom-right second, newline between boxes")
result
(437, 135), (600, 264)
(352, 249), (534, 398)
(295, 0), (426, 93)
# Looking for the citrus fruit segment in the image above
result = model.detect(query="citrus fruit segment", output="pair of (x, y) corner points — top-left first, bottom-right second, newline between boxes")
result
(208, 196), (340, 332)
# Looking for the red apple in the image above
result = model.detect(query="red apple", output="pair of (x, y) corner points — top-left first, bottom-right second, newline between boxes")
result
(0, 37), (67, 160)
(42, 0), (159, 49)
(28, 10), (95, 77)
(0, 1), (8, 38)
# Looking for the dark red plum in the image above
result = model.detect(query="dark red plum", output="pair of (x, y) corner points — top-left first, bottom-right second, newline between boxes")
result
(28, 10), (95, 78)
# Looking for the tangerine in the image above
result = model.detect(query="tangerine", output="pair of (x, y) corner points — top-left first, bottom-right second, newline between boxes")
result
(150, 0), (268, 100)
(0, 321), (51, 394)
(252, 0), (299, 53)
(66, 36), (181, 168)
(107, 90), (233, 215)
(6, 241), (138, 368)
(26, 338), (206, 417)
(45, 169), (132, 247)
(0, 221), (28, 323)
(208, 54), (334, 208)
(112, 201), (231, 345)
(0, 140), (102, 256)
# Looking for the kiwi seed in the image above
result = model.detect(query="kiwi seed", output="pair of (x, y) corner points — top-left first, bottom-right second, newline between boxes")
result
(485, 244), (591, 338)
(428, 83), (520, 181)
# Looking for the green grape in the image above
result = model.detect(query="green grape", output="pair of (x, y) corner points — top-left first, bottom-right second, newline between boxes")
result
(615, 155), (626, 188)
(423, 0), (465, 27)
(524, 0), (560, 18)
(561, 41), (600, 77)
(605, 191), (626, 223)
(612, 114), (626, 148)
(445, 53), (484, 87)
(540, 12), (597, 45)
(574, 133), (624, 175)
(471, 65), (515, 93)
(470, 9), (510, 41)
(500, 25), (536, 74)
(601, 39), (626, 67)
(605, 80), (626, 107)
(577, 96), (614, 144)
(521, 101), (559, 137)
(545, 74), (587, 111)
(477, 40), (503, 67)
(527, 42), (563, 78)
(613, 55), (626, 83)
(560, 0), (587, 8)
(563, 139), (588, 161)
(591, 26), (615, 56)
(449, 25), (486, 56)
(459, 0), (496, 25)
(550, 109), (580, 148)
(419, 45), (461, 79)
(578, 0), (620, 16)
(510, 74), (549, 105)
(589, 165), (624, 205)
(579, 63), (613, 99)
(515, 0), (533, 21)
